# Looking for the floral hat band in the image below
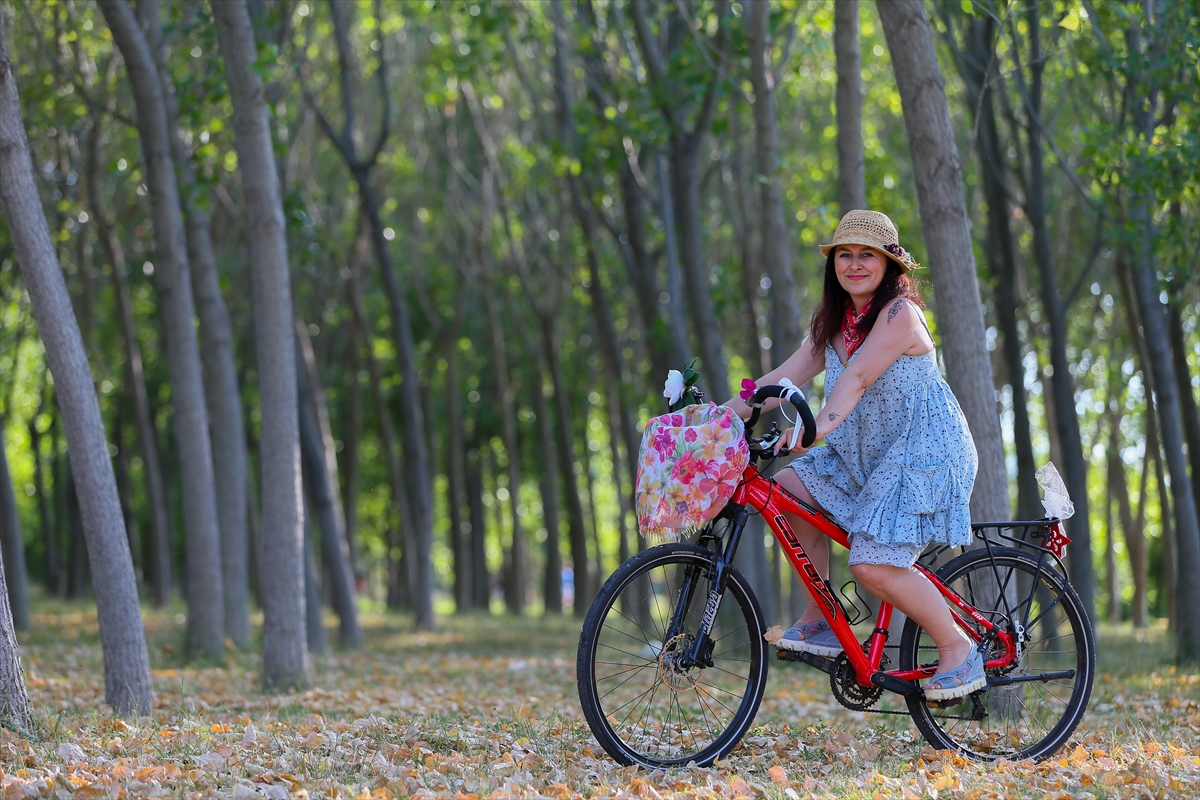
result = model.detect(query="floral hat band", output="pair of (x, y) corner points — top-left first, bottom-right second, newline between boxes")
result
(819, 209), (922, 272)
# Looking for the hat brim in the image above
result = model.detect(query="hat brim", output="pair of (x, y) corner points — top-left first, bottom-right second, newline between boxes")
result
(819, 241), (916, 272)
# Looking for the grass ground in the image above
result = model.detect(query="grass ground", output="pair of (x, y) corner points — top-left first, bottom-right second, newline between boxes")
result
(2, 600), (1198, 798)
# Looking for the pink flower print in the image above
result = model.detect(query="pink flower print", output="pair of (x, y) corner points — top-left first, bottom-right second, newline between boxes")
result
(670, 414), (684, 427)
(684, 428), (698, 443)
(652, 427), (676, 458)
(718, 411), (732, 429)
(671, 450), (707, 485)
(725, 446), (736, 460)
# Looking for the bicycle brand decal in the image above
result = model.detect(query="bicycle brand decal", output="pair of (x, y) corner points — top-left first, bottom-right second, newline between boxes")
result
(775, 514), (839, 620)
(701, 589), (722, 633)
(774, 514), (801, 548)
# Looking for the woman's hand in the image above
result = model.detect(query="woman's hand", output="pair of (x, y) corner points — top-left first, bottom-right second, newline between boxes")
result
(773, 426), (813, 455)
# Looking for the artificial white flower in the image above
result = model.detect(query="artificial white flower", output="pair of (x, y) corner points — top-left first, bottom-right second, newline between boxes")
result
(663, 369), (685, 405)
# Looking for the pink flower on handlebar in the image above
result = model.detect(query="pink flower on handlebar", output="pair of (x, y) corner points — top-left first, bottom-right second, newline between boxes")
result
(739, 378), (757, 401)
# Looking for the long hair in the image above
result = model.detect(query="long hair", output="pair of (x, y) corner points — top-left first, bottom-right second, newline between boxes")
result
(808, 250), (925, 353)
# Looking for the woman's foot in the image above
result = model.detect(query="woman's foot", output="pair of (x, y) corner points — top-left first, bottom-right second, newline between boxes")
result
(774, 619), (843, 656)
(923, 647), (987, 701)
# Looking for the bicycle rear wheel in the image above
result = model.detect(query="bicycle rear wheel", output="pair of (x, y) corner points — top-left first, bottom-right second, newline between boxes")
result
(899, 546), (1095, 761)
(576, 543), (768, 768)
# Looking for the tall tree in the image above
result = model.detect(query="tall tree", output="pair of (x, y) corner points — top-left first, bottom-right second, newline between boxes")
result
(150, 0), (250, 647)
(0, 10), (153, 713)
(1005, 0), (1096, 618)
(212, 0), (309, 690)
(0, 544), (32, 734)
(302, 0), (435, 630)
(631, 0), (733, 398)
(1123, 1), (1200, 661)
(834, 0), (866, 215)
(746, 0), (804, 358)
(939, 9), (1042, 522)
(99, 0), (226, 657)
(296, 325), (361, 647)
(0, 413), (28, 630)
(875, 0), (1009, 525)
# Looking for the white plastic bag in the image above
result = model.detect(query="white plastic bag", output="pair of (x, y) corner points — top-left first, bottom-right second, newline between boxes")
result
(1036, 462), (1074, 520)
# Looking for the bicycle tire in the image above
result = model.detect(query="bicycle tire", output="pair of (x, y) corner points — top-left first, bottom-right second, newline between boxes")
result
(899, 546), (1095, 761)
(576, 543), (768, 768)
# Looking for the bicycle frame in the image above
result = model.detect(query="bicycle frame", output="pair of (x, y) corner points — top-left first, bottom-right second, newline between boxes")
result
(696, 464), (1019, 694)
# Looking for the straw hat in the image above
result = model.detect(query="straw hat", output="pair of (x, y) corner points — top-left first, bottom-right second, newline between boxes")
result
(819, 210), (922, 271)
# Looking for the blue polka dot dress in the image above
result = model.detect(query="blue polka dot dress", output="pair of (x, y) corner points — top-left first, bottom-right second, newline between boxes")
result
(790, 330), (978, 551)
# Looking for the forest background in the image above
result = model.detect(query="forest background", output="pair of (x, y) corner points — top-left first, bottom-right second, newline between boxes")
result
(0, 0), (1197, 735)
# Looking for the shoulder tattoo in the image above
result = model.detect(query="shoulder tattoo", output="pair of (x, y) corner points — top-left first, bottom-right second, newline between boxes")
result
(887, 299), (905, 324)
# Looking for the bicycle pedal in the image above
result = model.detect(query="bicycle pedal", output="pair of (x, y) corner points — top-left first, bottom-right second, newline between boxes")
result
(925, 696), (964, 709)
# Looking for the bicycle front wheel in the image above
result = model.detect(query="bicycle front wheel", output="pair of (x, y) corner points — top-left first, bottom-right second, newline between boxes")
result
(899, 546), (1095, 761)
(576, 543), (768, 768)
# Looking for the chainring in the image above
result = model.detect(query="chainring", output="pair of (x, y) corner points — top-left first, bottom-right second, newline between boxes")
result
(829, 653), (884, 711)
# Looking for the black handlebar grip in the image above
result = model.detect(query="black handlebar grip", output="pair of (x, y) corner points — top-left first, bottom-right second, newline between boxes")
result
(749, 385), (817, 449)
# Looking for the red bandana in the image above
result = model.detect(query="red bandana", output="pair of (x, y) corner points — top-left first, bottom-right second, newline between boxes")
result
(842, 299), (873, 360)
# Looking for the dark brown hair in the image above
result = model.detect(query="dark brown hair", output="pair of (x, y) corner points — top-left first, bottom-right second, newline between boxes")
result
(808, 249), (925, 354)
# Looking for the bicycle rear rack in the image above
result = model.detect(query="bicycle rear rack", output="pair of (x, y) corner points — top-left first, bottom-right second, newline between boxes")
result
(920, 518), (1068, 575)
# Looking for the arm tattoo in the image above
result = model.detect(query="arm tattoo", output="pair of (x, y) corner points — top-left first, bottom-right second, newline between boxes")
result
(887, 300), (905, 323)
(827, 412), (839, 422)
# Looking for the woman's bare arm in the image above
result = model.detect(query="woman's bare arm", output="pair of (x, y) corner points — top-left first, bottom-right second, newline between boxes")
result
(724, 338), (826, 418)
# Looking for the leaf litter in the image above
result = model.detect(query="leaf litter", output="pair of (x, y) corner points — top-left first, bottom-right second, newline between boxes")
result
(3, 605), (1198, 798)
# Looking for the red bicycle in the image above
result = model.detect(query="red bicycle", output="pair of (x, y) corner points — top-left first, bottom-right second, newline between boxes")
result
(577, 385), (1094, 768)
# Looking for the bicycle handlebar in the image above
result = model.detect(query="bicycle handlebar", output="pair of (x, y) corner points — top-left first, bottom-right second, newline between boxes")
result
(746, 384), (817, 449)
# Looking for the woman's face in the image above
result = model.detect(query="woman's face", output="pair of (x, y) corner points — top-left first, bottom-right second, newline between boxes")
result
(834, 244), (887, 307)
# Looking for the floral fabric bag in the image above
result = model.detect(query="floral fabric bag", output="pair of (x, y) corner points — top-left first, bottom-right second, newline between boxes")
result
(635, 404), (750, 541)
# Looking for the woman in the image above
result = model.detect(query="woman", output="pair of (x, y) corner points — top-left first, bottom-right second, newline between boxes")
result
(726, 210), (982, 701)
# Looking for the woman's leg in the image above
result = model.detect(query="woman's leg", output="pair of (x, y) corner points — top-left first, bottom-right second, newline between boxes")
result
(850, 563), (974, 669)
(775, 469), (830, 626)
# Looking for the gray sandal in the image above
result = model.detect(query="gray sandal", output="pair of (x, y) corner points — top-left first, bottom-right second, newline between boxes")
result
(775, 620), (844, 656)
(924, 648), (987, 701)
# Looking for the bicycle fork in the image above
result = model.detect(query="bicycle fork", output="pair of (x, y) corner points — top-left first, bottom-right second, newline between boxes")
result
(663, 506), (751, 670)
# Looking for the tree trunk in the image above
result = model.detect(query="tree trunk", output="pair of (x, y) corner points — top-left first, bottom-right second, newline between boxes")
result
(152, 11), (250, 647)
(341, 340), (363, 588)
(0, 12), (154, 712)
(747, 0), (804, 358)
(29, 396), (58, 596)
(0, 543), (32, 734)
(834, 0), (867, 215)
(875, 0), (1009, 524)
(345, 228), (413, 613)
(296, 337), (361, 648)
(1167, 291), (1200, 515)
(631, 0), (732, 398)
(357, 176), (436, 631)
(1108, 410), (1147, 627)
(1103, 451), (1120, 624)
(212, 0), (308, 689)
(302, 498), (327, 655)
(0, 414), (29, 630)
(444, 336), (470, 613)
(100, 0), (226, 658)
(949, 13), (1041, 521)
(466, 447), (490, 610)
(1020, 0), (1095, 621)
(541, 316), (592, 613)
(84, 101), (173, 608)
(478, 240), (526, 615)
(532, 353), (563, 616)
(1126, 2), (1200, 662)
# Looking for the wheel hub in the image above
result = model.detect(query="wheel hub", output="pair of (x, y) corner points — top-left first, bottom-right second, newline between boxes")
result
(658, 633), (703, 692)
